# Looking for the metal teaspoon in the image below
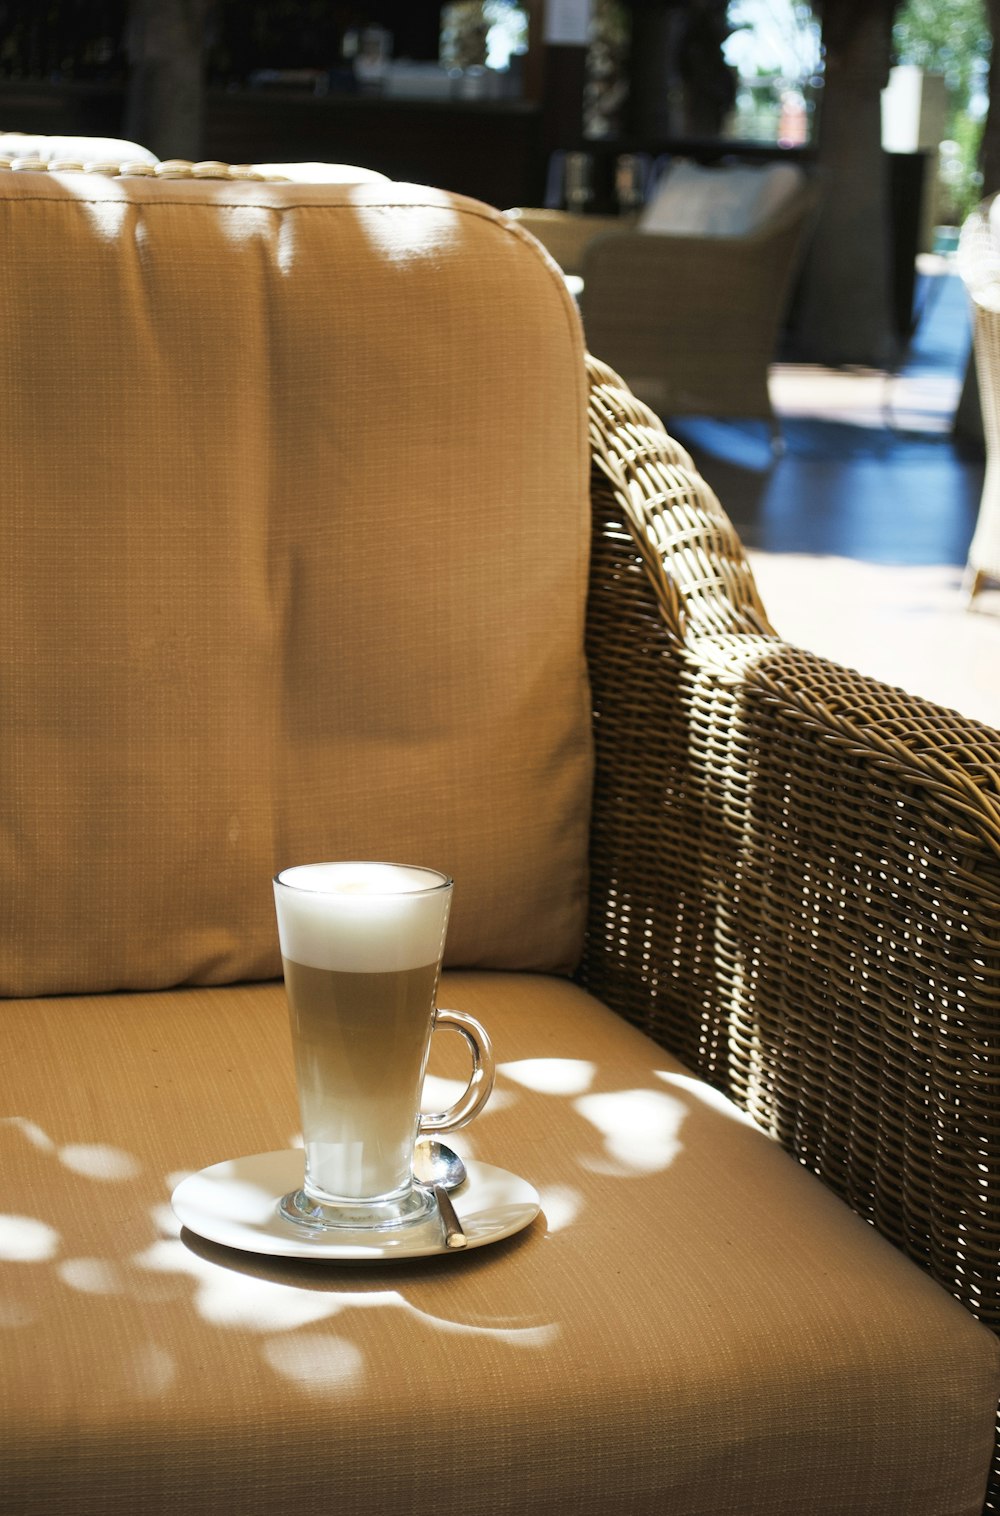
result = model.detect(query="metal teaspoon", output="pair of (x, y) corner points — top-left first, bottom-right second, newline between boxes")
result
(413, 1137), (469, 1250)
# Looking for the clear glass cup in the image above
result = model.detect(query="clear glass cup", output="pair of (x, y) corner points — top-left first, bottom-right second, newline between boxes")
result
(272, 862), (494, 1232)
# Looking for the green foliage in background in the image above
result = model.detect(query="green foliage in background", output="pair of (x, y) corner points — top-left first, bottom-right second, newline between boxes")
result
(893, 0), (988, 106)
(892, 0), (990, 220)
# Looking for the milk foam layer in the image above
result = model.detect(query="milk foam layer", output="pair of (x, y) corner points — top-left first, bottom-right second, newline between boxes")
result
(273, 862), (451, 974)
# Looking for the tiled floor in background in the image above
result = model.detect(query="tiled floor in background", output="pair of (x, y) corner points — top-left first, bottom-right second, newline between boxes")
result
(666, 260), (1000, 729)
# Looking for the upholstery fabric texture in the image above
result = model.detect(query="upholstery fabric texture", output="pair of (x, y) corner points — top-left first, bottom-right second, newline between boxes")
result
(1, 972), (996, 1516)
(0, 173), (592, 994)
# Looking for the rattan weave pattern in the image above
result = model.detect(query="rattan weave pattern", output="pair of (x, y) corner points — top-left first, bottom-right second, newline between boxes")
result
(0, 154), (267, 179)
(581, 356), (1000, 1512)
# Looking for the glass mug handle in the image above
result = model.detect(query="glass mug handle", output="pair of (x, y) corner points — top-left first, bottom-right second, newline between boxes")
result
(419, 1008), (495, 1133)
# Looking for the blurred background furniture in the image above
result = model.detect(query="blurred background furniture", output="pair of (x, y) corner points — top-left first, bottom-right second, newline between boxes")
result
(958, 192), (1000, 601)
(503, 203), (626, 276)
(509, 159), (819, 439)
(1, 142), (998, 1515)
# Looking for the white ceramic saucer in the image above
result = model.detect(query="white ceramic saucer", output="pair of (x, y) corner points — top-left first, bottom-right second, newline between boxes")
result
(171, 1150), (540, 1262)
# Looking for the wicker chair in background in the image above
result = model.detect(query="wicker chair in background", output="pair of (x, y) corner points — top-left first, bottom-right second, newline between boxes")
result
(510, 180), (818, 441)
(958, 194), (1000, 602)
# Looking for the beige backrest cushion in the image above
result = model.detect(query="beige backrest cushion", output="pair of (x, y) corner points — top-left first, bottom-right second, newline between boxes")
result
(0, 172), (592, 995)
(639, 159), (804, 237)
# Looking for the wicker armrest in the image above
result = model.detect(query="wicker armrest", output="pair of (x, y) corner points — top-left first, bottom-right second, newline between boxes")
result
(585, 356), (773, 638)
(583, 359), (1000, 1351)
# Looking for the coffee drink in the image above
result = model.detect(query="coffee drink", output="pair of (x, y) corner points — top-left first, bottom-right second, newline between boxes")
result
(273, 862), (494, 1231)
(273, 862), (454, 1222)
(281, 958), (440, 1202)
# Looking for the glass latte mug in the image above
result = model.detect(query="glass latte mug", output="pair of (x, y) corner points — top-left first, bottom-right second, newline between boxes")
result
(272, 863), (494, 1232)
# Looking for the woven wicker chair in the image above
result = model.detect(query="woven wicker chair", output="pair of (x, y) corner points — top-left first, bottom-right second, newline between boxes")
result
(1, 147), (998, 1514)
(958, 194), (1000, 601)
(584, 357), (1000, 1512)
(510, 181), (818, 436)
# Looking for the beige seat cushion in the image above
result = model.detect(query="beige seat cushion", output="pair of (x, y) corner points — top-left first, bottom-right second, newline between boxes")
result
(1, 973), (995, 1514)
(0, 173), (591, 994)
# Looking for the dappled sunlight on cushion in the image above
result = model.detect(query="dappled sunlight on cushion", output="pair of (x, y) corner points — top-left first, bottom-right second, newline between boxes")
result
(78, 199), (129, 242)
(276, 217), (296, 276)
(0, 1296), (37, 1328)
(4, 1121), (144, 1182)
(0, 1214), (60, 1262)
(52, 177), (130, 237)
(59, 1143), (142, 1181)
(422, 1314), (559, 1347)
(421, 1074), (471, 1112)
(352, 193), (461, 264)
(421, 1074), (516, 1118)
(498, 1058), (596, 1096)
(573, 1089), (685, 1175)
(57, 1256), (127, 1295)
(150, 1202), (184, 1240)
(1, 1117), (55, 1152)
(213, 204), (272, 251)
(118, 1342), (177, 1399)
(133, 1233), (558, 1353)
(134, 1238), (352, 1331)
(536, 1184), (584, 1233)
(653, 1070), (758, 1127)
(262, 1332), (365, 1393)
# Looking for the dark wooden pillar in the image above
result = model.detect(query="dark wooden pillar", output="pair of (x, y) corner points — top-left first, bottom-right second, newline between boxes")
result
(625, 1), (686, 140)
(524, 0), (588, 161)
(123, 0), (210, 161)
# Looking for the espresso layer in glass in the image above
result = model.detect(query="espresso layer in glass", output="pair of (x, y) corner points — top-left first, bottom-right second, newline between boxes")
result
(283, 957), (439, 1204)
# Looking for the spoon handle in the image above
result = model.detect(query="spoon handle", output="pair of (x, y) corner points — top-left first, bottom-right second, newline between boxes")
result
(433, 1184), (467, 1249)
